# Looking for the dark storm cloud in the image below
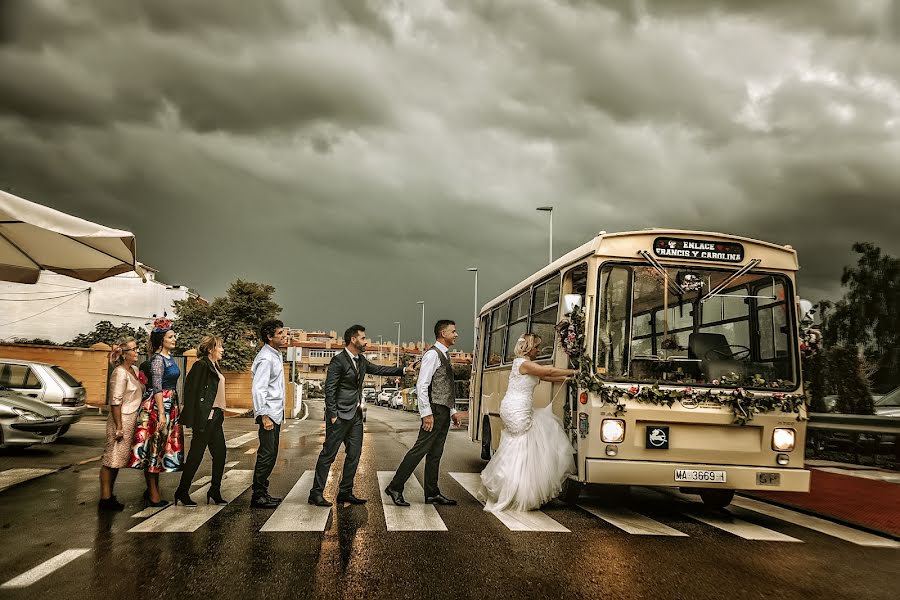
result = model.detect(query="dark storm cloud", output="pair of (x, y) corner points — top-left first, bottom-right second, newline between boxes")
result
(1, 0), (899, 346)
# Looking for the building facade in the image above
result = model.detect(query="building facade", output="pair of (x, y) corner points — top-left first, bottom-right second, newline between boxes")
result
(0, 266), (198, 344)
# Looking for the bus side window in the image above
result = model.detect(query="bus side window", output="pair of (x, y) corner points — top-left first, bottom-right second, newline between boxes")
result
(486, 304), (508, 367)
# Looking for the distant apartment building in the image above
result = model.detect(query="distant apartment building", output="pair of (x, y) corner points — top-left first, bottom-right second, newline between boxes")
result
(0, 266), (199, 344)
(285, 329), (472, 387)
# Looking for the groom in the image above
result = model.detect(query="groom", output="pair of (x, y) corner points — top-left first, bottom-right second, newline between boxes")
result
(308, 324), (412, 506)
(385, 319), (461, 507)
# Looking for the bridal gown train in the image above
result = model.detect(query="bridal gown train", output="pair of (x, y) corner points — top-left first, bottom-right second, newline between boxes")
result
(478, 357), (575, 512)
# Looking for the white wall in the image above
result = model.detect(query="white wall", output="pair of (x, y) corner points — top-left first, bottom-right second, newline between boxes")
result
(0, 270), (194, 343)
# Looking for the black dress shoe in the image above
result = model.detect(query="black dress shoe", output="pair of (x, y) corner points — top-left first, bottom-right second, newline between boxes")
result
(307, 495), (331, 507)
(384, 487), (410, 507)
(251, 496), (280, 509)
(425, 494), (457, 506)
(336, 493), (367, 505)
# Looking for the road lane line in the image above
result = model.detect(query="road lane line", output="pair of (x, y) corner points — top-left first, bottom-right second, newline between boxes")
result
(688, 511), (802, 542)
(577, 504), (688, 536)
(225, 432), (258, 448)
(77, 455), (102, 465)
(192, 476), (211, 487)
(732, 497), (900, 548)
(449, 472), (569, 532)
(244, 447), (257, 455)
(128, 470), (252, 533)
(1, 549), (90, 588)
(131, 505), (168, 519)
(260, 470), (331, 532)
(225, 461), (239, 468)
(377, 471), (447, 531)
(0, 468), (57, 493)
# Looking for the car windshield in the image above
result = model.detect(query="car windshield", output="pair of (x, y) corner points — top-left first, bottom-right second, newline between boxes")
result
(595, 263), (798, 390)
(875, 388), (900, 407)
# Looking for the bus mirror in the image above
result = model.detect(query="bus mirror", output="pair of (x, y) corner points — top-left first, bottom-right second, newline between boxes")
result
(564, 294), (583, 314)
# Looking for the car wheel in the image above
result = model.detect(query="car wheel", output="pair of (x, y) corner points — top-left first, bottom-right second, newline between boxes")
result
(57, 425), (70, 437)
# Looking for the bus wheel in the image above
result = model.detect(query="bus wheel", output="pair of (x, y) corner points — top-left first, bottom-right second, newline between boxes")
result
(558, 478), (583, 505)
(699, 489), (734, 510)
(480, 416), (492, 460)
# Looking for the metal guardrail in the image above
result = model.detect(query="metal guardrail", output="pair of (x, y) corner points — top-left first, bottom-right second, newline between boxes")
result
(806, 412), (899, 469)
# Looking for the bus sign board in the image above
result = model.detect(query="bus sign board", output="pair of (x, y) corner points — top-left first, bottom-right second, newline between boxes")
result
(653, 237), (744, 263)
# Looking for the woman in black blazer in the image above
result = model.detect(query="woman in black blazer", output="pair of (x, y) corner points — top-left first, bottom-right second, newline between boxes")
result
(174, 335), (228, 506)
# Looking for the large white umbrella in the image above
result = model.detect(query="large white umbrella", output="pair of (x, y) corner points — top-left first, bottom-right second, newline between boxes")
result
(0, 188), (145, 284)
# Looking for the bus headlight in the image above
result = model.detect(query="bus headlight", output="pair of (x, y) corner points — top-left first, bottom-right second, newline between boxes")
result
(601, 419), (625, 443)
(772, 428), (795, 452)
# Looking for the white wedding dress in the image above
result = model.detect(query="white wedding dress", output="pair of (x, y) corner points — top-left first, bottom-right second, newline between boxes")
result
(478, 357), (575, 512)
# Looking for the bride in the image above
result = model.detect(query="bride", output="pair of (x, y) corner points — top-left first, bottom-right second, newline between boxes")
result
(478, 333), (576, 512)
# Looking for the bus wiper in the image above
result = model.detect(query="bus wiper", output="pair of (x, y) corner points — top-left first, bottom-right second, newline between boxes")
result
(637, 250), (686, 296)
(700, 259), (761, 303)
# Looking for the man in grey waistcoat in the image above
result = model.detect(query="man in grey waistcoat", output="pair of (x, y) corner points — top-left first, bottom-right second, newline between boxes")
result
(385, 319), (461, 506)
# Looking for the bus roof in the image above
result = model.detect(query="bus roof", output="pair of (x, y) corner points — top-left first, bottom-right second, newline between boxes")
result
(479, 228), (799, 315)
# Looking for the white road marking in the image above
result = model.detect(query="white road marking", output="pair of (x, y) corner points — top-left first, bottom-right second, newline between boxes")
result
(1, 549), (90, 588)
(128, 470), (252, 533)
(577, 504), (688, 536)
(244, 447), (257, 455)
(732, 497), (900, 548)
(260, 471), (331, 532)
(192, 476), (211, 487)
(378, 472), (447, 531)
(131, 505), (168, 519)
(688, 511), (802, 542)
(225, 432), (258, 448)
(449, 472), (569, 532)
(0, 468), (57, 493)
(225, 461), (239, 468)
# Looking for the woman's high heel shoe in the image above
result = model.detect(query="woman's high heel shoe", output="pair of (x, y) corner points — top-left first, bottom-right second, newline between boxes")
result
(207, 490), (227, 505)
(173, 491), (197, 508)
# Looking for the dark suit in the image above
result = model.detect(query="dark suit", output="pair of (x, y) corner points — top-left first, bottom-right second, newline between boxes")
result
(310, 351), (404, 497)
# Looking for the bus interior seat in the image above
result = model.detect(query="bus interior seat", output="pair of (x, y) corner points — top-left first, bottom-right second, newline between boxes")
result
(688, 332), (745, 382)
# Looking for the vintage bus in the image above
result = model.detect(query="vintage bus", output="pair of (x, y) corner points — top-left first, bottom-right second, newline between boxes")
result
(469, 229), (810, 508)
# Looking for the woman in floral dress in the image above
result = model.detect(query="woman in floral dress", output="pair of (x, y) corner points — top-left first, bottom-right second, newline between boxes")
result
(130, 317), (184, 507)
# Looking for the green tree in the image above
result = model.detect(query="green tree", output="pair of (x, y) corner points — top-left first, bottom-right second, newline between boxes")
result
(67, 321), (149, 349)
(822, 243), (900, 391)
(173, 280), (281, 371)
(827, 346), (875, 415)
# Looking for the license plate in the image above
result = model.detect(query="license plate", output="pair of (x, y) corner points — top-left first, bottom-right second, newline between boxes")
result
(675, 469), (726, 483)
(756, 472), (780, 486)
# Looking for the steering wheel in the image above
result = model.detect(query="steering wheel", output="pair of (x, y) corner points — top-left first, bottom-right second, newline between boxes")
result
(704, 344), (751, 361)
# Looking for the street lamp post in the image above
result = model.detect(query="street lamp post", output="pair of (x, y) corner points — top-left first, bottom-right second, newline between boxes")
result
(467, 267), (478, 356)
(536, 206), (553, 264)
(417, 300), (425, 356)
(394, 321), (401, 367)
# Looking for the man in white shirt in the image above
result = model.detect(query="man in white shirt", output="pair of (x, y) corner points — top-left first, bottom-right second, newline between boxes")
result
(250, 319), (287, 509)
(385, 319), (461, 506)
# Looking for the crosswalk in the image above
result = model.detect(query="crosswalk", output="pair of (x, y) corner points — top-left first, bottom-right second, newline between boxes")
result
(112, 469), (900, 547)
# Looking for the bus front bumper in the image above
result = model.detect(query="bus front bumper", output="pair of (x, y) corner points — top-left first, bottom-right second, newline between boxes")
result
(585, 459), (810, 492)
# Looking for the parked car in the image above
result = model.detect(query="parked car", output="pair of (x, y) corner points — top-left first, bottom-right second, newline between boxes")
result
(0, 387), (64, 448)
(378, 387), (398, 407)
(0, 359), (87, 436)
(874, 387), (900, 417)
(390, 389), (404, 409)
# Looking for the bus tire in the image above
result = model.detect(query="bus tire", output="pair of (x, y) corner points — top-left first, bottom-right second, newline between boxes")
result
(480, 416), (492, 460)
(558, 478), (583, 505)
(699, 489), (734, 510)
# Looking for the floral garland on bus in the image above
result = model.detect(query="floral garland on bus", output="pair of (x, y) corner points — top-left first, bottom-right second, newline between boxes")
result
(555, 306), (806, 425)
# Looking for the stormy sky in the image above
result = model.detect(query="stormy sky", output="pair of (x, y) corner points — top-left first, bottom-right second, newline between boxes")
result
(2, 0), (899, 348)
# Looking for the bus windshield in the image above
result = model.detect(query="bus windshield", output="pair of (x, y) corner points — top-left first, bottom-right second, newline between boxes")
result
(595, 263), (798, 390)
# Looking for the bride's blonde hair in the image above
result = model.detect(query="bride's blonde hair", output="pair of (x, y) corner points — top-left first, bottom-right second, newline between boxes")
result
(513, 333), (542, 358)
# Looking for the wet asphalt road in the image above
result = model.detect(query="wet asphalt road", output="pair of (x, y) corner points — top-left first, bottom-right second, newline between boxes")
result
(1, 402), (898, 600)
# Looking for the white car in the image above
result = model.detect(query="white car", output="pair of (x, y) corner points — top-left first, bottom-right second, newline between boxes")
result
(378, 388), (398, 406)
(390, 390), (404, 409)
(0, 359), (87, 436)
